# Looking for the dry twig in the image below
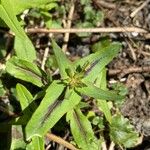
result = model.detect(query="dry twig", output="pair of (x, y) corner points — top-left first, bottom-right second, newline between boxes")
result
(41, 47), (49, 70)
(94, 0), (116, 9)
(27, 27), (148, 34)
(102, 141), (107, 150)
(62, 1), (74, 52)
(46, 133), (78, 150)
(108, 66), (150, 77)
(125, 38), (136, 61)
(130, 0), (150, 18)
(41, 33), (53, 70)
(0, 105), (18, 117)
(108, 142), (115, 150)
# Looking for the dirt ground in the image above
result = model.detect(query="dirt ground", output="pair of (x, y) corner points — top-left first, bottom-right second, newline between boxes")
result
(96, 0), (150, 149)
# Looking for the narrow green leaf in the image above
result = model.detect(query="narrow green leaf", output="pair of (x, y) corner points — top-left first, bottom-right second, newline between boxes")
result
(16, 83), (33, 110)
(67, 109), (100, 150)
(26, 81), (80, 140)
(76, 81), (125, 101)
(14, 36), (36, 62)
(96, 69), (112, 123)
(74, 42), (121, 82)
(16, 84), (37, 125)
(52, 40), (74, 79)
(0, 0), (36, 62)
(99, 100), (112, 123)
(6, 57), (48, 87)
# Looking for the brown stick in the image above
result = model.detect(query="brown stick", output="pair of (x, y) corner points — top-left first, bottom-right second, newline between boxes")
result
(46, 133), (79, 150)
(62, 1), (75, 52)
(27, 27), (148, 34)
(130, 0), (150, 18)
(108, 66), (150, 77)
(0, 106), (18, 117)
(94, 0), (116, 9)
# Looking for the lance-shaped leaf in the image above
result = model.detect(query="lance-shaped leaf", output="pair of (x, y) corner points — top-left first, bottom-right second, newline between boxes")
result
(26, 81), (81, 140)
(52, 40), (74, 79)
(0, 0), (36, 62)
(76, 81), (124, 101)
(16, 83), (37, 112)
(73, 42), (121, 82)
(6, 57), (48, 87)
(96, 68), (112, 123)
(11, 0), (57, 15)
(67, 109), (100, 150)
(15, 84), (37, 125)
(14, 36), (36, 62)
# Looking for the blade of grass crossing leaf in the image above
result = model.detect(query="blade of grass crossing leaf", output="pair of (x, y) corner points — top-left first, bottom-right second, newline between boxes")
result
(26, 81), (81, 140)
(76, 81), (125, 101)
(52, 40), (73, 79)
(67, 109), (99, 150)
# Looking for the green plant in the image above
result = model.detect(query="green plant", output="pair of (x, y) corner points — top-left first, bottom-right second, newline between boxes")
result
(4, 40), (138, 149)
(0, 0), (139, 149)
(76, 0), (104, 37)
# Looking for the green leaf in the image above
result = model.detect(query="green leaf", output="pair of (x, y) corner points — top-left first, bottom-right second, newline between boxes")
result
(73, 42), (121, 82)
(12, 0), (58, 15)
(15, 84), (37, 125)
(16, 84), (33, 110)
(92, 116), (105, 129)
(0, 0), (36, 62)
(92, 37), (111, 53)
(26, 81), (80, 140)
(76, 81), (124, 101)
(10, 125), (26, 150)
(67, 109), (100, 150)
(81, 0), (91, 5)
(96, 69), (112, 123)
(76, 21), (93, 37)
(84, 5), (95, 21)
(26, 136), (44, 150)
(52, 40), (74, 79)
(14, 36), (36, 62)
(109, 114), (139, 148)
(99, 100), (112, 123)
(6, 57), (48, 87)
(11, 139), (26, 150)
